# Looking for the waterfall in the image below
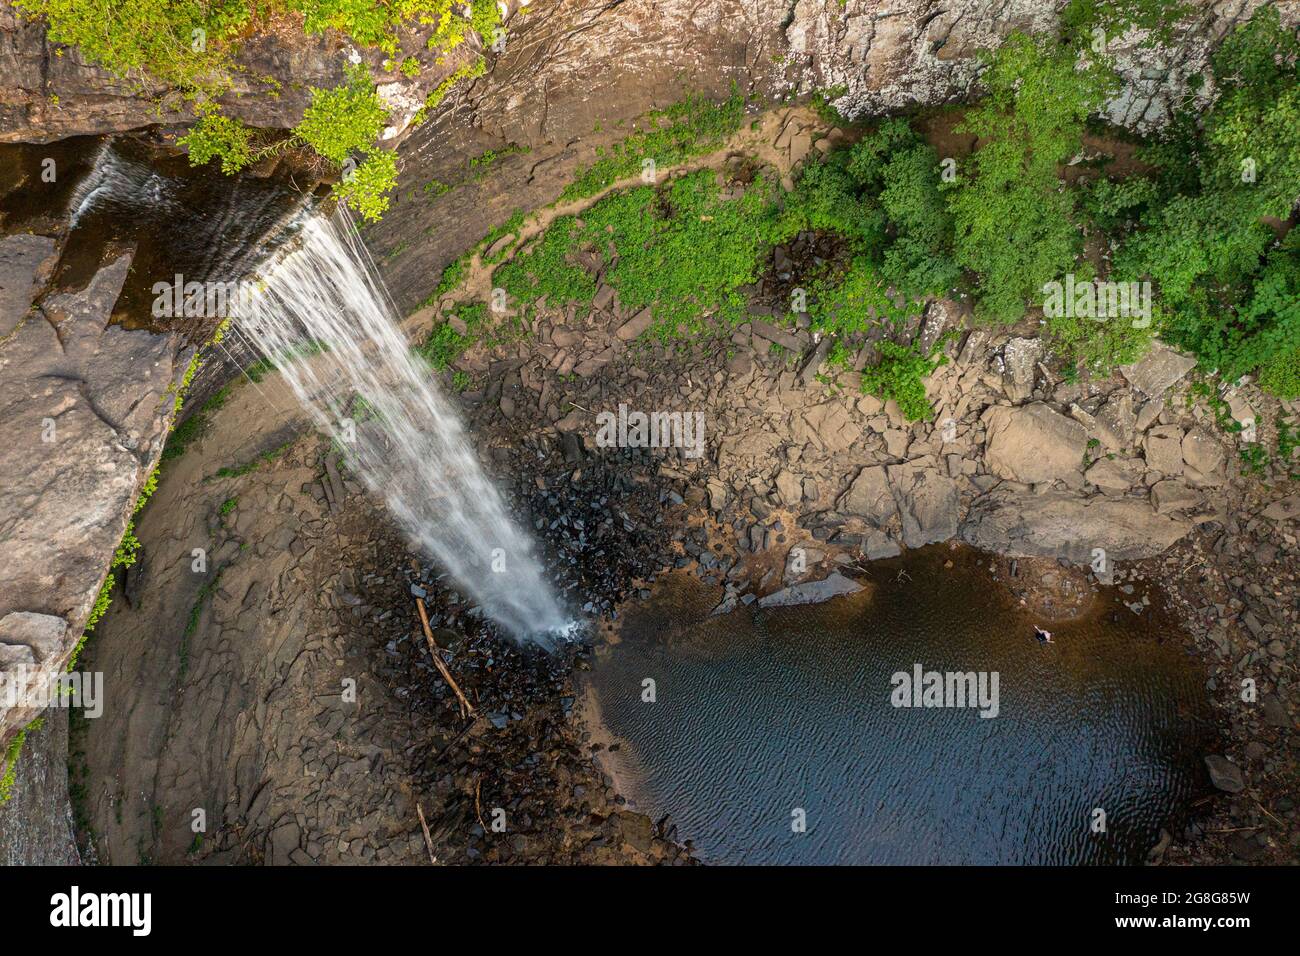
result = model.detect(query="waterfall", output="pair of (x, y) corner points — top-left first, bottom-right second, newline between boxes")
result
(237, 209), (570, 643)
(68, 141), (173, 227)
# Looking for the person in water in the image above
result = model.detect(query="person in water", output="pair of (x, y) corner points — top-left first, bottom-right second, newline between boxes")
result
(1034, 626), (1054, 645)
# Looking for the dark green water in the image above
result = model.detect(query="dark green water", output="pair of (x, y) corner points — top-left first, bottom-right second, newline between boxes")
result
(585, 547), (1214, 865)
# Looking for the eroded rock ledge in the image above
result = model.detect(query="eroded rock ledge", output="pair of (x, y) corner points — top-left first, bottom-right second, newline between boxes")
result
(0, 240), (189, 752)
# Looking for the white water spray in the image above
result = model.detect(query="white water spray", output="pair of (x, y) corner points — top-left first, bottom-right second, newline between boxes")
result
(238, 209), (569, 642)
(68, 142), (173, 226)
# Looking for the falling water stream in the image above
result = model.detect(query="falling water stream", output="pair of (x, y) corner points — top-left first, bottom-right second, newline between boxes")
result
(237, 210), (569, 641)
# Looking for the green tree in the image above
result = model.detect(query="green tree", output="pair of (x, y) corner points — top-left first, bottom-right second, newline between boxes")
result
(1114, 6), (1300, 382)
(946, 32), (1116, 323)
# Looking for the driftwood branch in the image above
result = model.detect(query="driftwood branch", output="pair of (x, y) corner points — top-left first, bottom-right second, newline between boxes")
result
(416, 802), (437, 865)
(415, 597), (475, 719)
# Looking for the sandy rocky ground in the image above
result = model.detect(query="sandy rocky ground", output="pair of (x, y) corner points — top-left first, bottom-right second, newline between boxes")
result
(2, 0), (1294, 869)
(53, 106), (1299, 868)
(75, 371), (687, 865)
(413, 107), (1300, 864)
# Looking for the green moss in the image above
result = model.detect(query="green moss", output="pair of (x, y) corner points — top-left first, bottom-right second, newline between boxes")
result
(412, 56), (487, 126)
(428, 254), (470, 303)
(480, 208), (526, 263)
(1059, 0), (1189, 47)
(180, 571), (223, 679)
(416, 302), (489, 369)
(560, 89), (747, 202)
(211, 440), (293, 481)
(810, 85), (849, 125)
(1, 717), (46, 803)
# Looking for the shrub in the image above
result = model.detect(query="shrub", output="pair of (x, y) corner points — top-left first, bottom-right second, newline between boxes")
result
(946, 32), (1116, 322)
(860, 340), (946, 421)
(335, 149), (399, 222)
(12, 0), (243, 89)
(807, 257), (915, 337)
(1114, 6), (1300, 379)
(294, 67), (389, 166)
(846, 118), (960, 296)
(179, 111), (255, 174)
(777, 154), (884, 252)
(1046, 306), (1157, 374)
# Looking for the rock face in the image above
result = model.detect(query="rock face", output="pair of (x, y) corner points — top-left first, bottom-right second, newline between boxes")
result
(0, 6), (346, 143)
(0, 708), (79, 864)
(758, 572), (863, 608)
(0, 248), (188, 751)
(5, 2), (1293, 308)
(5, 2), (1287, 145)
(983, 403), (1088, 485)
(886, 461), (960, 548)
(0, 233), (56, 330)
(960, 488), (1193, 563)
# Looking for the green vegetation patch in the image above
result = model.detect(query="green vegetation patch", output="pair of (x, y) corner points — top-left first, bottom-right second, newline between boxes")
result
(1, 717), (45, 803)
(499, 170), (784, 341)
(560, 90), (747, 202)
(860, 341), (948, 422)
(947, 31), (1117, 324)
(211, 439), (293, 481)
(1110, 7), (1300, 389)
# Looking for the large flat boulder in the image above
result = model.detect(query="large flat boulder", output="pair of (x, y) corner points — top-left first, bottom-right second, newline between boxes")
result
(1181, 426), (1227, 486)
(1143, 425), (1184, 476)
(982, 402), (1088, 484)
(0, 234), (57, 338)
(800, 401), (860, 454)
(1120, 343), (1197, 399)
(960, 488), (1192, 563)
(758, 572), (862, 608)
